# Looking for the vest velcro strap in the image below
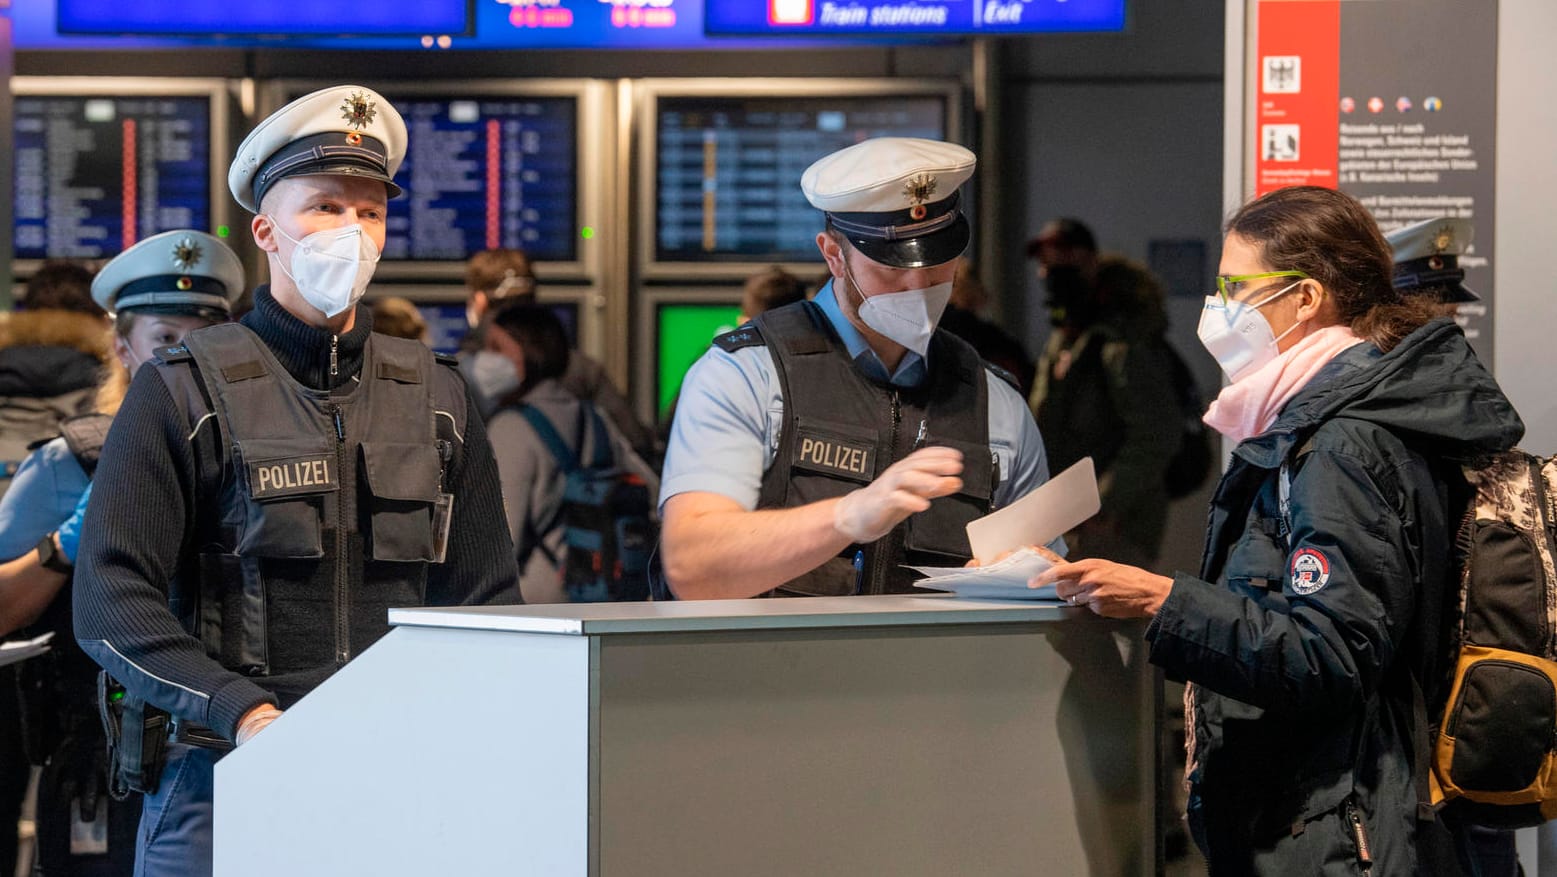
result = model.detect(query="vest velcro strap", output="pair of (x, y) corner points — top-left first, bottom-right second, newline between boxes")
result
(376, 362), (422, 384)
(220, 360), (269, 383)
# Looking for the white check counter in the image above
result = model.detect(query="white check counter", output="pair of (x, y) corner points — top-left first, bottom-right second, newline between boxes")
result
(214, 595), (1156, 876)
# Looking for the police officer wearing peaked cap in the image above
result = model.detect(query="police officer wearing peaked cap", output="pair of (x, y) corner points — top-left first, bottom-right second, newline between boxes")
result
(1385, 216), (1479, 304)
(92, 228), (246, 318)
(72, 85), (519, 877)
(0, 229), (241, 877)
(659, 137), (1062, 600)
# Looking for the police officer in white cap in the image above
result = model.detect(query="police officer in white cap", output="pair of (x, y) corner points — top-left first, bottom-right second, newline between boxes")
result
(659, 137), (1061, 599)
(0, 230), (239, 876)
(1386, 216), (1479, 309)
(72, 86), (518, 877)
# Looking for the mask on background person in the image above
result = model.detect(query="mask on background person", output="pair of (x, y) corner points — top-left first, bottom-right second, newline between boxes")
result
(1043, 265), (1097, 328)
(1195, 279), (1305, 382)
(845, 260), (953, 357)
(268, 220), (381, 318)
(467, 350), (521, 408)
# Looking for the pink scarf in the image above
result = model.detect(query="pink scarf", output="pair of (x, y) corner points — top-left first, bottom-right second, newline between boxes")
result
(1202, 324), (1367, 444)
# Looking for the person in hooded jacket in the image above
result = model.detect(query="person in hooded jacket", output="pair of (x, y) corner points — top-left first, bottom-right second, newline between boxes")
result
(0, 260), (107, 876)
(1032, 186), (1523, 875)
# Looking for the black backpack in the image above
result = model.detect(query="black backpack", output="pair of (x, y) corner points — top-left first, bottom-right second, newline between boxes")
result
(1427, 449), (1557, 826)
(1163, 343), (1213, 499)
(518, 404), (656, 602)
(1282, 445), (1557, 826)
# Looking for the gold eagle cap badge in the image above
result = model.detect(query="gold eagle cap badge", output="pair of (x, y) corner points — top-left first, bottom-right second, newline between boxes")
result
(340, 92), (378, 131)
(170, 236), (203, 272)
(1431, 224), (1456, 254)
(902, 173), (939, 206)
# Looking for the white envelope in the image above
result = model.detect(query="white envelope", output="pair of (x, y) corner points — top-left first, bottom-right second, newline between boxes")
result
(965, 457), (1100, 564)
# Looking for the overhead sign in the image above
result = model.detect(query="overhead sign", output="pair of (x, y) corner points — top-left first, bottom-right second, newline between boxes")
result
(704, 0), (1126, 36)
(1250, 0), (1498, 359)
(55, 0), (471, 36)
(16, 0), (863, 49)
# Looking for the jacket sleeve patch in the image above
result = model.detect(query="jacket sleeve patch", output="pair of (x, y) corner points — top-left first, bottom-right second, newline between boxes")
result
(1289, 547), (1332, 595)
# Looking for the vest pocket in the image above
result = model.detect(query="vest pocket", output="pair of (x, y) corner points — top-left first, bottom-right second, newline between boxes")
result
(360, 441), (442, 562)
(234, 438), (334, 559)
(905, 437), (993, 560)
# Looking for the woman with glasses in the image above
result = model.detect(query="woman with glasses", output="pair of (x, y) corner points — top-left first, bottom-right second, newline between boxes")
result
(1032, 186), (1523, 874)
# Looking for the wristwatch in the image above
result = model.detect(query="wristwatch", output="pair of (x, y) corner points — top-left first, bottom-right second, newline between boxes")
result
(36, 534), (73, 574)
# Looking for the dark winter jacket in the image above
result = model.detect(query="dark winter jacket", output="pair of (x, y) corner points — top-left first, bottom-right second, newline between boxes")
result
(0, 310), (109, 495)
(1145, 318), (1523, 875)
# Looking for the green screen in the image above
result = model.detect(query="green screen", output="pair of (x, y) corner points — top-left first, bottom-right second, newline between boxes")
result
(657, 303), (744, 421)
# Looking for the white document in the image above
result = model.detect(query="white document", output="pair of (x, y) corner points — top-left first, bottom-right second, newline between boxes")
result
(0, 631), (55, 668)
(909, 548), (1058, 601)
(965, 457), (1100, 564)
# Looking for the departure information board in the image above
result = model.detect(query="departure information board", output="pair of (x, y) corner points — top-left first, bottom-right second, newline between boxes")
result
(56, 0), (471, 36)
(386, 96), (577, 263)
(13, 95), (211, 260)
(705, 0), (1126, 35)
(655, 95), (946, 263)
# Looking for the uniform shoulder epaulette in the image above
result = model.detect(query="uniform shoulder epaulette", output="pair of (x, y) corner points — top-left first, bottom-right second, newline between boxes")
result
(984, 362), (1021, 393)
(712, 324), (765, 353)
(157, 344), (193, 364)
(433, 351), (460, 368)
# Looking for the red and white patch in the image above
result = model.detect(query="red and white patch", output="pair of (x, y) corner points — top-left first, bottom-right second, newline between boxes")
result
(1289, 548), (1331, 595)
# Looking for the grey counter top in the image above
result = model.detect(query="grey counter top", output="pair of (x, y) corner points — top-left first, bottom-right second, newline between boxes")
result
(388, 593), (1080, 636)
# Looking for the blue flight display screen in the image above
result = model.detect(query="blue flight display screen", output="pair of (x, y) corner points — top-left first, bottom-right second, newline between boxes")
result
(55, 0), (471, 35)
(656, 95), (946, 262)
(705, 0), (1126, 35)
(13, 95), (212, 261)
(385, 96), (577, 263)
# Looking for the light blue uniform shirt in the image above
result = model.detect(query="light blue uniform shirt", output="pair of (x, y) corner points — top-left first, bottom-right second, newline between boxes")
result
(0, 437), (90, 561)
(661, 281), (1062, 552)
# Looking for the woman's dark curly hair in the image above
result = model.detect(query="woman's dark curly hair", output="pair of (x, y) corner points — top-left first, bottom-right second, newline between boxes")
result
(1227, 186), (1437, 352)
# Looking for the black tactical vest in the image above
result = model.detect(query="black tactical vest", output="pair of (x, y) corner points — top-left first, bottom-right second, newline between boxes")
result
(742, 301), (996, 596)
(156, 324), (465, 703)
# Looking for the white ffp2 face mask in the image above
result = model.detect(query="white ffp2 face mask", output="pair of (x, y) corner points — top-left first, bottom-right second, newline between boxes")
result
(845, 260), (953, 357)
(466, 349), (522, 409)
(269, 220), (381, 318)
(1196, 279), (1305, 382)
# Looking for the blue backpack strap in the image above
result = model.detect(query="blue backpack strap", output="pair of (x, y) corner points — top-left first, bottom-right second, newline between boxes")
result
(585, 406), (613, 470)
(517, 405), (580, 474)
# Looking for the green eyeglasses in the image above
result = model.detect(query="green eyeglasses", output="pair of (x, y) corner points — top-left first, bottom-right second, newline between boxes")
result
(1214, 271), (1310, 305)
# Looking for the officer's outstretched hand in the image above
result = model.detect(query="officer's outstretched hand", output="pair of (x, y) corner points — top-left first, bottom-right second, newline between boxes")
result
(834, 446), (963, 543)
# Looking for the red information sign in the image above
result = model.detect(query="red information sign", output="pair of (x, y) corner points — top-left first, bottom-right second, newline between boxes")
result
(1253, 0), (1340, 196)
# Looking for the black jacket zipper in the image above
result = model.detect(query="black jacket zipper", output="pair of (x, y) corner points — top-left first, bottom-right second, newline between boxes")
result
(331, 403), (349, 664)
(865, 390), (902, 595)
(1345, 798), (1373, 875)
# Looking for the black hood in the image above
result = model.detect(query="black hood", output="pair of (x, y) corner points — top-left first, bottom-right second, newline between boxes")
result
(0, 309), (108, 400)
(1237, 318), (1523, 469)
